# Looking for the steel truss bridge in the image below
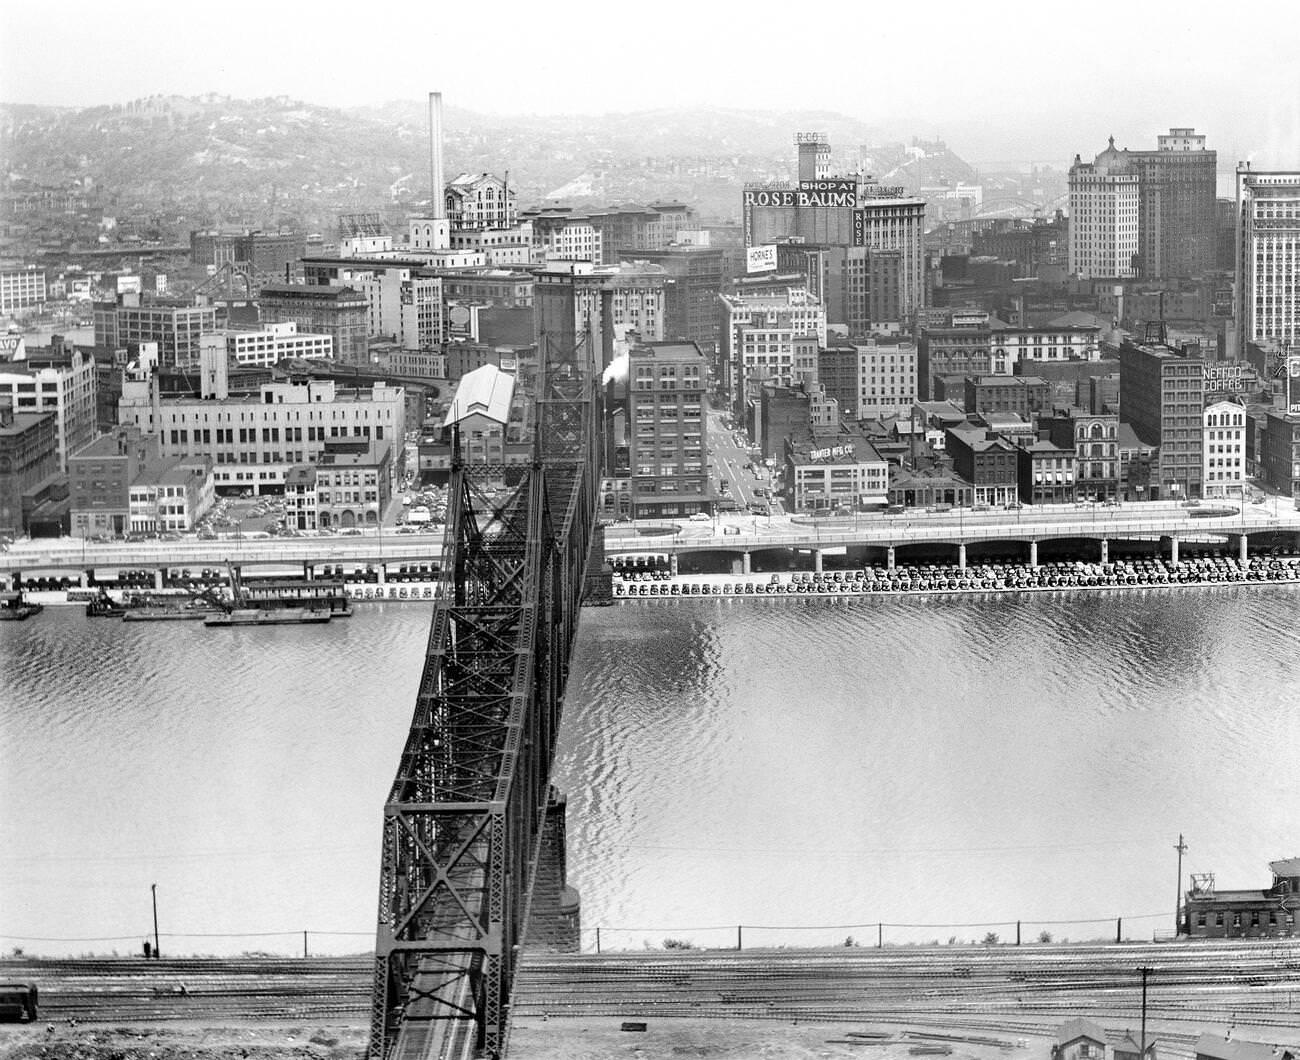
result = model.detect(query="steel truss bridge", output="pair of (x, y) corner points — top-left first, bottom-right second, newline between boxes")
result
(368, 339), (601, 1060)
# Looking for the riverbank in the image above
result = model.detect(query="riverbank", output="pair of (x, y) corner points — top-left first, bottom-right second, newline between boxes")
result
(612, 553), (1300, 599)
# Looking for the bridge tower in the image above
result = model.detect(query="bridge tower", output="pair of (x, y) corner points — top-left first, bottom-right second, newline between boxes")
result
(369, 333), (601, 1060)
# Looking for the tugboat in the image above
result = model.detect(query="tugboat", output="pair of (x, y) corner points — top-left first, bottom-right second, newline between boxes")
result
(86, 587), (128, 618)
(0, 589), (43, 621)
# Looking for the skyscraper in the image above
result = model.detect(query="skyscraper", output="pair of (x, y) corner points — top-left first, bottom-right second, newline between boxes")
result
(1235, 164), (1300, 347)
(1068, 138), (1140, 280)
(1069, 129), (1217, 281)
(1132, 129), (1217, 279)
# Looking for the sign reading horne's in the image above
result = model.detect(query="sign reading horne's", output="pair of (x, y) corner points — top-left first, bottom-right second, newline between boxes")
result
(746, 245), (778, 274)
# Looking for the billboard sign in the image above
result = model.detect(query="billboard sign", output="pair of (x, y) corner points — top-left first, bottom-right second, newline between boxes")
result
(853, 209), (866, 247)
(0, 335), (24, 359)
(799, 179), (857, 196)
(746, 245), (778, 274)
(743, 188), (855, 209)
(1288, 356), (1300, 414)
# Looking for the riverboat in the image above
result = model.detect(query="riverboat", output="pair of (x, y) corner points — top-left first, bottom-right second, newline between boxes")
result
(201, 564), (336, 626)
(233, 577), (353, 617)
(0, 591), (42, 621)
(86, 589), (128, 618)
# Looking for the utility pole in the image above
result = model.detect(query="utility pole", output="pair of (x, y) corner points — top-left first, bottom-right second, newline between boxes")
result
(1174, 834), (1188, 936)
(1138, 965), (1151, 1060)
(151, 883), (160, 960)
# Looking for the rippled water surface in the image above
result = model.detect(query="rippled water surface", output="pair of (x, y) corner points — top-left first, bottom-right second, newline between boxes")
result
(3, 590), (1298, 956)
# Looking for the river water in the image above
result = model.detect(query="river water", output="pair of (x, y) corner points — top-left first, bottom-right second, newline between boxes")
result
(2, 590), (1297, 957)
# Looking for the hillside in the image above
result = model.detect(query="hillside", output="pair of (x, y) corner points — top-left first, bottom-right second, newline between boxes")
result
(1, 95), (979, 229)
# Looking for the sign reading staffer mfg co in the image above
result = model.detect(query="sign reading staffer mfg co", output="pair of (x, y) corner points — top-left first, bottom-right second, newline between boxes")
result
(746, 245), (778, 274)
(810, 444), (855, 462)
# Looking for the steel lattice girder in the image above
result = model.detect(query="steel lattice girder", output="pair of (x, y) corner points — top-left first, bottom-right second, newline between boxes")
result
(371, 371), (599, 1060)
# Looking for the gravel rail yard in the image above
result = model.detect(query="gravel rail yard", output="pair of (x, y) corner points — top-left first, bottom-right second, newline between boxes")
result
(2, 940), (1297, 1060)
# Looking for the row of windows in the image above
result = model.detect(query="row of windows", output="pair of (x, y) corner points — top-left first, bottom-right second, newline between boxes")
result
(1196, 910), (1295, 928)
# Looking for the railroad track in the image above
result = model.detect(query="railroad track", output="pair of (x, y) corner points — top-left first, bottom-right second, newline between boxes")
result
(5, 941), (1298, 1041)
(511, 940), (1300, 1040)
(1, 957), (372, 1023)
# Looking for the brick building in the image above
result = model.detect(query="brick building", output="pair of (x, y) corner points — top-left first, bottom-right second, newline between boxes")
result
(963, 375), (1051, 418)
(1182, 857), (1300, 939)
(0, 398), (59, 536)
(1118, 338), (1204, 500)
(945, 427), (1019, 505)
(258, 284), (369, 367)
(628, 340), (709, 518)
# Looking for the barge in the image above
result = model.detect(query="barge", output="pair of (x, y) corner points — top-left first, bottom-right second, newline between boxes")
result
(204, 607), (334, 627)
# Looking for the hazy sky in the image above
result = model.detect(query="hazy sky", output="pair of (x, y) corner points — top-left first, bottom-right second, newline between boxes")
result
(2, 0), (1298, 165)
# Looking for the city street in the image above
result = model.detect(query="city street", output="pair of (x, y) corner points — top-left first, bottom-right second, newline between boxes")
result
(705, 405), (778, 516)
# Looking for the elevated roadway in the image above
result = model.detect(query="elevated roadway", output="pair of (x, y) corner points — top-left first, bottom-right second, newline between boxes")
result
(0, 531), (446, 585)
(605, 501), (1300, 571)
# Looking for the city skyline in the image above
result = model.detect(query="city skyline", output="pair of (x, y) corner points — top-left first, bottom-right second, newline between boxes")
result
(2, 0), (1298, 167)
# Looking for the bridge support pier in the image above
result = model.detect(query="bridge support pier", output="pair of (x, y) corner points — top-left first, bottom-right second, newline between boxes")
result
(1169, 534), (1180, 566)
(1237, 533), (1249, 563)
(79, 570), (90, 588)
(1028, 540), (1038, 568)
(813, 549), (823, 573)
(303, 561), (314, 581)
(886, 546), (896, 571)
(153, 568), (164, 591)
(669, 553), (679, 576)
(742, 551), (751, 575)
(1099, 539), (1109, 564)
(525, 791), (581, 953)
(376, 564), (386, 584)
(958, 543), (967, 570)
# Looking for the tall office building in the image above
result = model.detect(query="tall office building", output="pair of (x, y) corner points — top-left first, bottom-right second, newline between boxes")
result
(1131, 129), (1217, 279)
(1070, 130), (1217, 280)
(0, 349), (97, 469)
(1068, 138), (1140, 280)
(719, 286), (826, 420)
(632, 244), (726, 359)
(92, 293), (218, 370)
(259, 284), (369, 367)
(301, 257), (446, 352)
(1118, 337), (1205, 500)
(627, 340), (709, 518)
(1235, 165), (1300, 346)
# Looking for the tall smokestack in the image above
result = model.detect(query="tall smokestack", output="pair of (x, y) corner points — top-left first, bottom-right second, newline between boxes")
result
(429, 91), (446, 220)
